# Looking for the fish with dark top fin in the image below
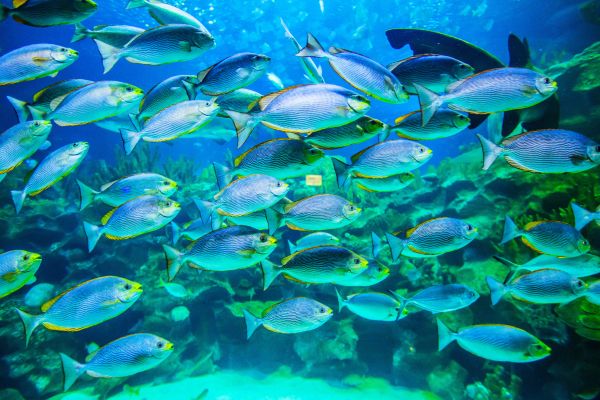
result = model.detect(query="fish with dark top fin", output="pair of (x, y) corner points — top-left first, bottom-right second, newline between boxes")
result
(60, 333), (173, 391)
(243, 297), (332, 339)
(388, 54), (474, 94)
(501, 216), (590, 258)
(195, 52), (270, 96)
(7, 79), (92, 122)
(297, 33), (408, 104)
(126, 0), (208, 32)
(392, 109), (470, 140)
(493, 254), (600, 278)
(95, 24), (215, 73)
(260, 245), (368, 290)
(1, 0), (97, 27)
(477, 130), (600, 173)
(437, 319), (551, 362)
(137, 74), (200, 122)
(393, 284), (479, 314)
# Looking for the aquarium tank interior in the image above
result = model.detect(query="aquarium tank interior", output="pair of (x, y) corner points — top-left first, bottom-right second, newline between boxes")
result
(1, 0), (600, 399)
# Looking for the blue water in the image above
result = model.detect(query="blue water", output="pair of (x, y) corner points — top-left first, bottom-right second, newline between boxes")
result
(1, 0), (599, 399)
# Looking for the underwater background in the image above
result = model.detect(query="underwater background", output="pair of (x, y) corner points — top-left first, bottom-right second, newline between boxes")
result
(1, 0), (600, 399)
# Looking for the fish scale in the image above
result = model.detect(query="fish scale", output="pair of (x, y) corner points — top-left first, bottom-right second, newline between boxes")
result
(139, 75), (195, 120)
(138, 101), (216, 142)
(525, 223), (582, 255)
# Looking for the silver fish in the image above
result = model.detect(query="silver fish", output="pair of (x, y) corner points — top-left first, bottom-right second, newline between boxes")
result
(0, 44), (78, 86)
(72, 23), (144, 47)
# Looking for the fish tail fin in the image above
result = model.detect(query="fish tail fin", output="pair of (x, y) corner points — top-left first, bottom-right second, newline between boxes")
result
(71, 23), (88, 43)
(28, 105), (46, 121)
(414, 83), (443, 126)
(371, 232), (383, 258)
(11, 190), (27, 214)
(76, 180), (99, 211)
(126, 0), (146, 9)
(163, 245), (185, 281)
(332, 157), (353, 191)
(170, 222), (181, 245)
(94, 39), (121, 74)
(60, 353), (86, 392)
(296, 33), (328, 58)
(476, 134), (504, 170)
(120, 129), (142, 155)
(378, 125), (391, 142)
(335, 288), (346, 312)
(385, 233), (406, 262)
(14, 308), (43, 348)
(193, 198), (221, 230)
(6, 96), (29, 122)
(571, 202), (592, 231)
(242, 309), (262, 340)
(437, 318), (457, 351)
(213, 162), (232, 190)
(500, 216), (521, 245)
(260, 259), (281, 290)
(486, 276), (506, 306)
(280, 17), (294, 40)
(83, 221), (103, 252)
(492, 255), (520, 272)
(224, 110), (259, 148)
(287, 240), (297, 254)
(265, 208), (283, 235)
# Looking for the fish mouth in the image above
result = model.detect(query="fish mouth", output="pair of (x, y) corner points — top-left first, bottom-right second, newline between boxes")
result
(164, 342), (174, 351)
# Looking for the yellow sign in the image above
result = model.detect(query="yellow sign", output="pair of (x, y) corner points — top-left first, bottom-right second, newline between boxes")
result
(305, 175), (323, 186)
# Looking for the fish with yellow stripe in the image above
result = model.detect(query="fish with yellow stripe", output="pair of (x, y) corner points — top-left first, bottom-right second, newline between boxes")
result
(11, 142), (89, 214)
(391, 109), (470, 140)
(225, 83), (370, 148)
(243, 297), (332, 339)
(501, 216), (590, 258)
(332, 140), (432, 190)
(0, 250), (42, 299)
(381, 217), (478, 261)
(265, 194), (361, 234)
(14, 276), (142, 347)
(260, 245), (369, 290)
(83, 195), (180, 252)
(197, 174), (289, 230)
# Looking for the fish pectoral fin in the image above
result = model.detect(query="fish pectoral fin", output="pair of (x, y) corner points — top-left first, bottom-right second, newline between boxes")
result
(285, 222), (308, 231)
(236, 67), (251, 79)
(31, 56), (51, 66)
(236, 249), (256, 257)
(569, 154), (588, 165)
(179, 41), (192, 52)
(2, 272), (18, 282)
(101, 298), (121, 307)
(335, 105), (349, 116)
(521, 85), (538, 97)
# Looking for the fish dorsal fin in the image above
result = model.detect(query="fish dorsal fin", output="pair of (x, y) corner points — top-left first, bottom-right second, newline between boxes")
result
(32, 86), (50, 102)
(283, 200), (298, 214)
(257, 85), (306, 111)
(406, 217), (446, 238)
(13, 0), (28, 8)
(101, 207), (118, 225)
(196, 65), (214, 83)
(41, 280), (90, 312)
(100, 179), (118, 192)
(501, 131), (530, 146)
(524, 220), (547, 231)
(386, 54), (436, 71)
(281, 253), (295, 265)
(351, 143), (377, 163)
(394, 110), (419, 125)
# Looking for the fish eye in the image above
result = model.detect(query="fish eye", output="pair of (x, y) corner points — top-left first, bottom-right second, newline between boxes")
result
(309, 148), (318, 154)
(163, 181), (170, 185)
(61, 48), (67, 52)
(34, 121), (40, 127)
(319, 307), (326, 313)
(582, 240), (589, 246)
(124, 283), (132, 290)
(72, 143), (79, 147)
(349, 205), (355, 211)
(466, 224), (473, 231)
(596, 146), (600, 152)
(157, 341), (164, 348)
(377, 266), (383, 272)
(543, 77), (551, 84)
(23, 254), (30, 261)
(259, 234), (268, 243)
(576, 280), (584, 288)
(126, 87), (133, 92)
(165, 201), (172, 207)
(353, 258), (360, 264)
(369, 120), (377, 125)
(276, 182), (282, 187)
(460, 64), (467, 69)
